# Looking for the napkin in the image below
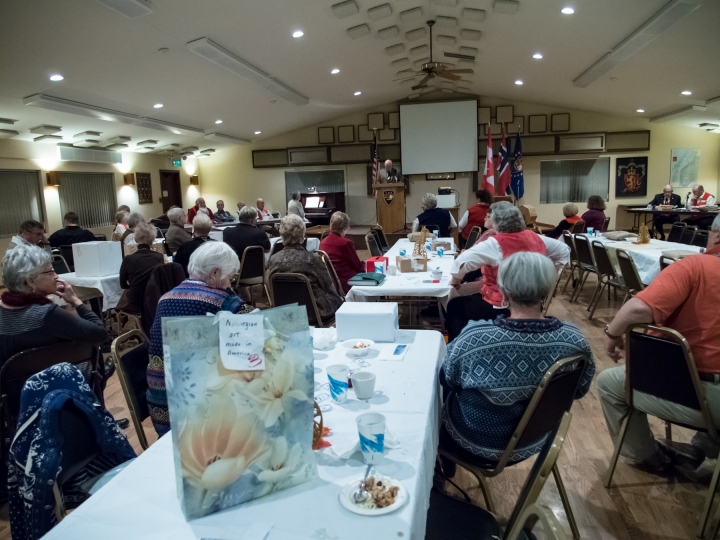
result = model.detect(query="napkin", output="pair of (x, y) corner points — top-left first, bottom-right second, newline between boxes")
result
(329, 426), (400, 459)
(376, 343), (409, 362)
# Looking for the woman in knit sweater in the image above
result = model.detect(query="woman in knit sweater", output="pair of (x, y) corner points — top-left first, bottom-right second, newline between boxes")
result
(439, 251), (595, 463)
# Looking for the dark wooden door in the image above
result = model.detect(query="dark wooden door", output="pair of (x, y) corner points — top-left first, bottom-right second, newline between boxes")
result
(159, 170), (182, 212)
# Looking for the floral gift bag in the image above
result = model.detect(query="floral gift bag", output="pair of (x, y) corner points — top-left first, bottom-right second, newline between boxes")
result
(163, 305), (318, 520)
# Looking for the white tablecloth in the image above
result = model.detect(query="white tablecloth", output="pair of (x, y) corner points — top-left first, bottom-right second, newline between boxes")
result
(346, 239), (456, 302)
(592, 236), (703, 284)
(58, 272), (122, 311)
(42, 330), (445, 540)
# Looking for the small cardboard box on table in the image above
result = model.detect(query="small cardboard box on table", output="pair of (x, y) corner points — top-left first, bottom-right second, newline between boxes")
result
(72, 241), (123, 277)
(396, 256), (428, 273)
(336, 301), (399, 342)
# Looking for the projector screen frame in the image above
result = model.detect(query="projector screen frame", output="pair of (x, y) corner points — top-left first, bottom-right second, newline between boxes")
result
(399, 98), (479, 175)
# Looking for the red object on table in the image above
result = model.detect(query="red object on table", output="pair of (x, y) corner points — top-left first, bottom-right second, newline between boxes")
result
(366, 256), (388, 273)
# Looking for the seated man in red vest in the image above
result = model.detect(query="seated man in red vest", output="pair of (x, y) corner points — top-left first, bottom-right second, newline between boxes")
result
(683, 184), (716, 230)
(187, 198), (214, 223)
(445, 202), (570, 342)
(458, 189), (492, 248)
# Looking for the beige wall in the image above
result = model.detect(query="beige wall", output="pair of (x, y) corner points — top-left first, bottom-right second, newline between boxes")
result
(0, 138), (197, 253)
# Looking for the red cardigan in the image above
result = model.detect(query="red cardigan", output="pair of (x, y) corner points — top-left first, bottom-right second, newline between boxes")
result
(187, 205), (214, 223)
(320, 232), (364, 293)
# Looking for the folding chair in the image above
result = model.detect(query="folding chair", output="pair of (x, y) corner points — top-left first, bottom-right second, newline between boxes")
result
(600, 216), (611, 233)
(465, 226), (482, 248)
(604, 325), (719, 538)
(424, 224), (440, 235)
(561, 232), (580, 294)
(369, 228), (389, 254)
(616, 249), (645, 304)
(438, 354), (589, 540)
(659, 256), (675, 271)
(693, 230), (709, 248)
(667, 222), (687, 243)
(542, 265), (566, 316)
(59, 245), (75, 271)
(679, 225), (697, 245)
(427, 413), (572, 540)
(52, 253), (71, 275)
(111, 330), (152, 450)
(93, 234), (107, 241)
(568, 220), (586, 234)
(269, 240), (284, 258)
(317, 250), (345, 300)
(365, 232), (383, 257)
(270, 273), (335, 327)
(588, 240), (624, 319)
(233, 245), (270, 307)
(370, 224), (390, 251)
(569, 235), (598, 304)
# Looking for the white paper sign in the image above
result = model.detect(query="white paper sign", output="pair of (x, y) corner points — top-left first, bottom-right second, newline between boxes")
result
(218, 312), (266, 370)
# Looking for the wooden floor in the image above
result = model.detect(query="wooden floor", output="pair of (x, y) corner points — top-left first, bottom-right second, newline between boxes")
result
(0, 270), (715, 539)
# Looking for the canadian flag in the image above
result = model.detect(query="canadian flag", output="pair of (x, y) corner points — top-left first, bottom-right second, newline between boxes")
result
(481, 127), (494, 194)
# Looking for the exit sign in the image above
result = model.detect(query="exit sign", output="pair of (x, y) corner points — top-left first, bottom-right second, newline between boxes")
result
(172, 159), (182, 167)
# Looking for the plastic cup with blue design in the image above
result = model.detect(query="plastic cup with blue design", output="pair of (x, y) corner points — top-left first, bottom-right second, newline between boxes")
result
(399, 249), (406, 257)
(587, 227), (594, 236)
(356, 412), (386, 464)
(433, 230), (439, 238)
(374, 262), (384, 274)
(327, 364), (349, 403)
(437, 247), (444, 258)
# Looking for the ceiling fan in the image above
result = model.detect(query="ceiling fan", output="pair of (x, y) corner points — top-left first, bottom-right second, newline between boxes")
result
(394, 20), (474, 91)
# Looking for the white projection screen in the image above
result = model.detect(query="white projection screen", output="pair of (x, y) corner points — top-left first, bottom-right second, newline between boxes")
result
(400, 100), (478, 175)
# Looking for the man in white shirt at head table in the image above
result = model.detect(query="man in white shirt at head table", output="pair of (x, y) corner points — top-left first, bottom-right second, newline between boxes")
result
(256, 198), (272, 221)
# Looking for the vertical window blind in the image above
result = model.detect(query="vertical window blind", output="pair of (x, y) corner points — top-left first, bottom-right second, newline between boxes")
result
(0, 170), (44, 239)
(540, 158), (610, 204)
(59, 172), (117, 228)
(284, 170), (345, 204)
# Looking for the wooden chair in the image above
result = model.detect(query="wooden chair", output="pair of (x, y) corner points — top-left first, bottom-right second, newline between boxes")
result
(600, 216), (611, 232)
(52, 253), (71, 275)
(318, 250), (345, 300)
(111, 330), (151, 450)
(427, 413), (572, 540)
(520, 204), (538, 232)
(588, 240), (624, 319)
(616, 249), (645, 304)
(438, 355), (589, 540)
(365, 232), (383, 257)
(233, 245), (270, 307)
(568, 220), (586, 234)
(679, 225), (697, 245)
(667, 221), (687, 243)
(604, 325), (719, 539)
(569, 235), (598, 303)
(270, 273), (335, 327)
(693, 229), (709, 248)
(465, 226), (482, 248)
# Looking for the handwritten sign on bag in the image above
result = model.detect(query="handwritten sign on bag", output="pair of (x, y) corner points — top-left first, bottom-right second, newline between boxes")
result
(218, 312), (266, 370)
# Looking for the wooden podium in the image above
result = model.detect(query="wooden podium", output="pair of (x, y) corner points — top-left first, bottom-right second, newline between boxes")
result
(373, 182), (406, 233)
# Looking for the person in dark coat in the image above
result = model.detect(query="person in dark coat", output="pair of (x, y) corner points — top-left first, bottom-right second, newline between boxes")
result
(223, 205), (271, 260)
(581, 195), (606, 232)
(172, 214), (215, 277)
(648, 184), (682, 240)
(117, 221), (164, 314)
(48, 212), (96, 248)
(412, 193), (457, 238)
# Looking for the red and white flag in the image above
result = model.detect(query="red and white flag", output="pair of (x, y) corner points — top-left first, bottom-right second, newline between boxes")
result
(481, 127), (495, 194)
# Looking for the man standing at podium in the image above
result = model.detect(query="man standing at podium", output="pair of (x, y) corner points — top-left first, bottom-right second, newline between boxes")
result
(378, 160), (400, 183)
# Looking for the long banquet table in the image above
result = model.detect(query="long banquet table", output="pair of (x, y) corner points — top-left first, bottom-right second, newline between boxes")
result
(41, 330), (446, 540)
(57, 272), (123, 311)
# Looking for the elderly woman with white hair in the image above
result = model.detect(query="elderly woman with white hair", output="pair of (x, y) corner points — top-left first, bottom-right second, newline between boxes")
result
(287, 191), (305, 219)
(268, 214), (343, 324)
(147, 241), (246, 436)
(543, 202), (584, 239)
(412, 192), (458, 238)
(121, 211), (147, 245)
(446, 201), (569, 341)
(0, 245), (108, 365)
(438, 252), (594, 477)
(117, 222), (164, 314)
(165, 206), (192, 255)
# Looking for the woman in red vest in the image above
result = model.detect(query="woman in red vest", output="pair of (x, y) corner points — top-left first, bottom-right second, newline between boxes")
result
(543, 202), (584, 239)
(458, 190), (492, 248)
(445, 202), (570, 342)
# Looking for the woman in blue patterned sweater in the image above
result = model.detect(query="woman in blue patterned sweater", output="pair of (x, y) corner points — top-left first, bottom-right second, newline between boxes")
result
(439, 251), (595, 464)
(148, 241), (246, 436)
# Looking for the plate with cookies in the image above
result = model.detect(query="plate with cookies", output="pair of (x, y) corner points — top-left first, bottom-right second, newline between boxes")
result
(339, 472), (408, 516)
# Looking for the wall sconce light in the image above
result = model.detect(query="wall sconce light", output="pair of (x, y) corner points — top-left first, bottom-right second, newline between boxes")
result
(190, 175), (199, 185)
(46, 171), (61, 186)
(123, 173), (136, 186)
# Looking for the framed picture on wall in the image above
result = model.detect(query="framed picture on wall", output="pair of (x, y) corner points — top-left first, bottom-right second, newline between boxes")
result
(358, 125), (374, 142)
(528, 115), (547, 133)
(496, 105), (514, 124)
(317, 126), (334, 144)
(615, 156), (648, 198)
(338, 125), (354, 143)
(388, 112), (400, 129)
(551, 113), (570, 132)
(368, 113), (384, 130)
(478, 107), (491, 125)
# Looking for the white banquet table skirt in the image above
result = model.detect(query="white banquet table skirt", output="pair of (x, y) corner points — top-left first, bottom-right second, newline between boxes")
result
(57, 272), (122, 311)
(346, 239), (455, 302)
(41, 330), (445, 540)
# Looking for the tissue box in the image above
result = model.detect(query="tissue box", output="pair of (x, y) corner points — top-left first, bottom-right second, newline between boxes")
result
(432, 237), (454, 252)
(396, 256), (428, 273)
(366, 256), (388, 273)
(73, 241), (123, 277)
(336, 302), (398, 342)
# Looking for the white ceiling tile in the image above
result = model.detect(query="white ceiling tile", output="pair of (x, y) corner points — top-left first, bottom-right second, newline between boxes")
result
(460, 46), (479, 56)
(30, 124), (62, 135)
(391, 57), (411, 68)
(460, 29), (482, 41)
(347, 24), (370, 38)
(463, 8), (486, 22)
(405, 27), (426, 41)
(368, 3), (392, 21)
(414, 57), (430, 66)
(399, 7), (423, 22)
(436, 16), (457, 28)
(410, 44), (429, 56)
(331, 0), (359, 19)
(458, 58), (476, 66)
(437, 35), (456, 46)
(385, 43), (405, 56)
(378, 25), (400, 39)
(433, 0), (457, 6)
(493, 0), (519, 14)
(0, 129), (19, 139)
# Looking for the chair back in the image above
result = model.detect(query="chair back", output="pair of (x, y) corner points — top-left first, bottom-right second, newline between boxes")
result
(659, 256), (675, 271)
(156, 228), (165, 239)
(59, 245), (75, 271)
(238, 245), (265, 280)
(424, 224), (440, 235)
(271, 212), (281, 218)
(52, 254), (71, 275)
(270, 273), (327, 326)
(465, 226), (481, 248)
(561, 231), (578, 263)
(600, 216), (611, 232)
(142, 262), (185, 336)
(369, 229), (385, 252)
(320, 230), (331, 240)
(573, 235), (595, 269)
(371, 225), (389, 249)
(492, 195), (513, 203)
(318, 250), (345, 299)
(568, 220), (586, 234)
(693, 230), (709, 248)
(93, 234), (107, 241)
(111, 330), (151, 450)
(667, 222), (687, 243)
(365, 233), (383, 257)
(520, 205), (538, 229)
(616, 249), (644, 294)
(542, 266), (565, 316)
(591, 240), (617, 278)
(679, 225), (697, 245)
(269, 240), (284, 258)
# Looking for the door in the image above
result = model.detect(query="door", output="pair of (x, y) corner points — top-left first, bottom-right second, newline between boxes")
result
(159, 170), (182, 212)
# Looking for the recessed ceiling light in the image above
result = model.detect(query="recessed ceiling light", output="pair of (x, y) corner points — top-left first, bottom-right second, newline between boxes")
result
(172, 130), (181, 135)
(681, 90), (692, 95)
(515, 80), (523, 85)
(637, 109), (645, 113)
(153, 103), (163, 108)
(354, 91), (362, 96)
(331, 68), (340, 74)
(533, 53), (543, 59)
(561, 7), (574, 14)
(254, 131), (261, 135)
(293, 30), (304, 38)
(49, 74), (64, 81)
(215, 119), (223, 124)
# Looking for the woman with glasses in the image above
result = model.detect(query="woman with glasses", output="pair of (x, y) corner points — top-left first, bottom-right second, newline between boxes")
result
(0, 245), (108, 366)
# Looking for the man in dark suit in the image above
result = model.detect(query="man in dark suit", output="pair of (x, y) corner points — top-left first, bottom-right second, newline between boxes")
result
(648, 185), (682, 240)
(223, 205), (271, 262)
(377, 160), (400, 183)
(48, 212), (97, 247)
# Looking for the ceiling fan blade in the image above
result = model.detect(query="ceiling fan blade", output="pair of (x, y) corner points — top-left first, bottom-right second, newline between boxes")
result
(443, 69), (474, 74)
(436, 72), (461, 81)
(444, 52), (475, 60)
(411, 84), (428, 90)
(413, 73), (433, 88)
(393, 75), (420, 82)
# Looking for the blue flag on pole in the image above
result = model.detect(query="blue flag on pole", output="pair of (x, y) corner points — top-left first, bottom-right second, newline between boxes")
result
(510, 132), (524, 200)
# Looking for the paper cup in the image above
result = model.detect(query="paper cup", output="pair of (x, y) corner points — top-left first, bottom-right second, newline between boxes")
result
(351, 371), (376, 400)
(431, 269), (442, 280)
(327, 364), (349, 403)
(356, 412), (386, 464)
(387, 266), (398, 276)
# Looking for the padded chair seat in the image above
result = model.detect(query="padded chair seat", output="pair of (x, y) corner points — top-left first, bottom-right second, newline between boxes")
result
(440, 425), (526, 469)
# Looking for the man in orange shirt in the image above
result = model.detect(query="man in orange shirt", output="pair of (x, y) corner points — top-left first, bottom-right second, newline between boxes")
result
(597, 213), (720, 472)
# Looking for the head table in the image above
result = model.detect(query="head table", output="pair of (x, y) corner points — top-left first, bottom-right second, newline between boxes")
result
(41, 329), (445, 540)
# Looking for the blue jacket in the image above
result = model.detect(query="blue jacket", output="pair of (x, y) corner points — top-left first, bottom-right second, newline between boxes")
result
(417, 207), (452, 238)
(8, 363), (135, 540)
